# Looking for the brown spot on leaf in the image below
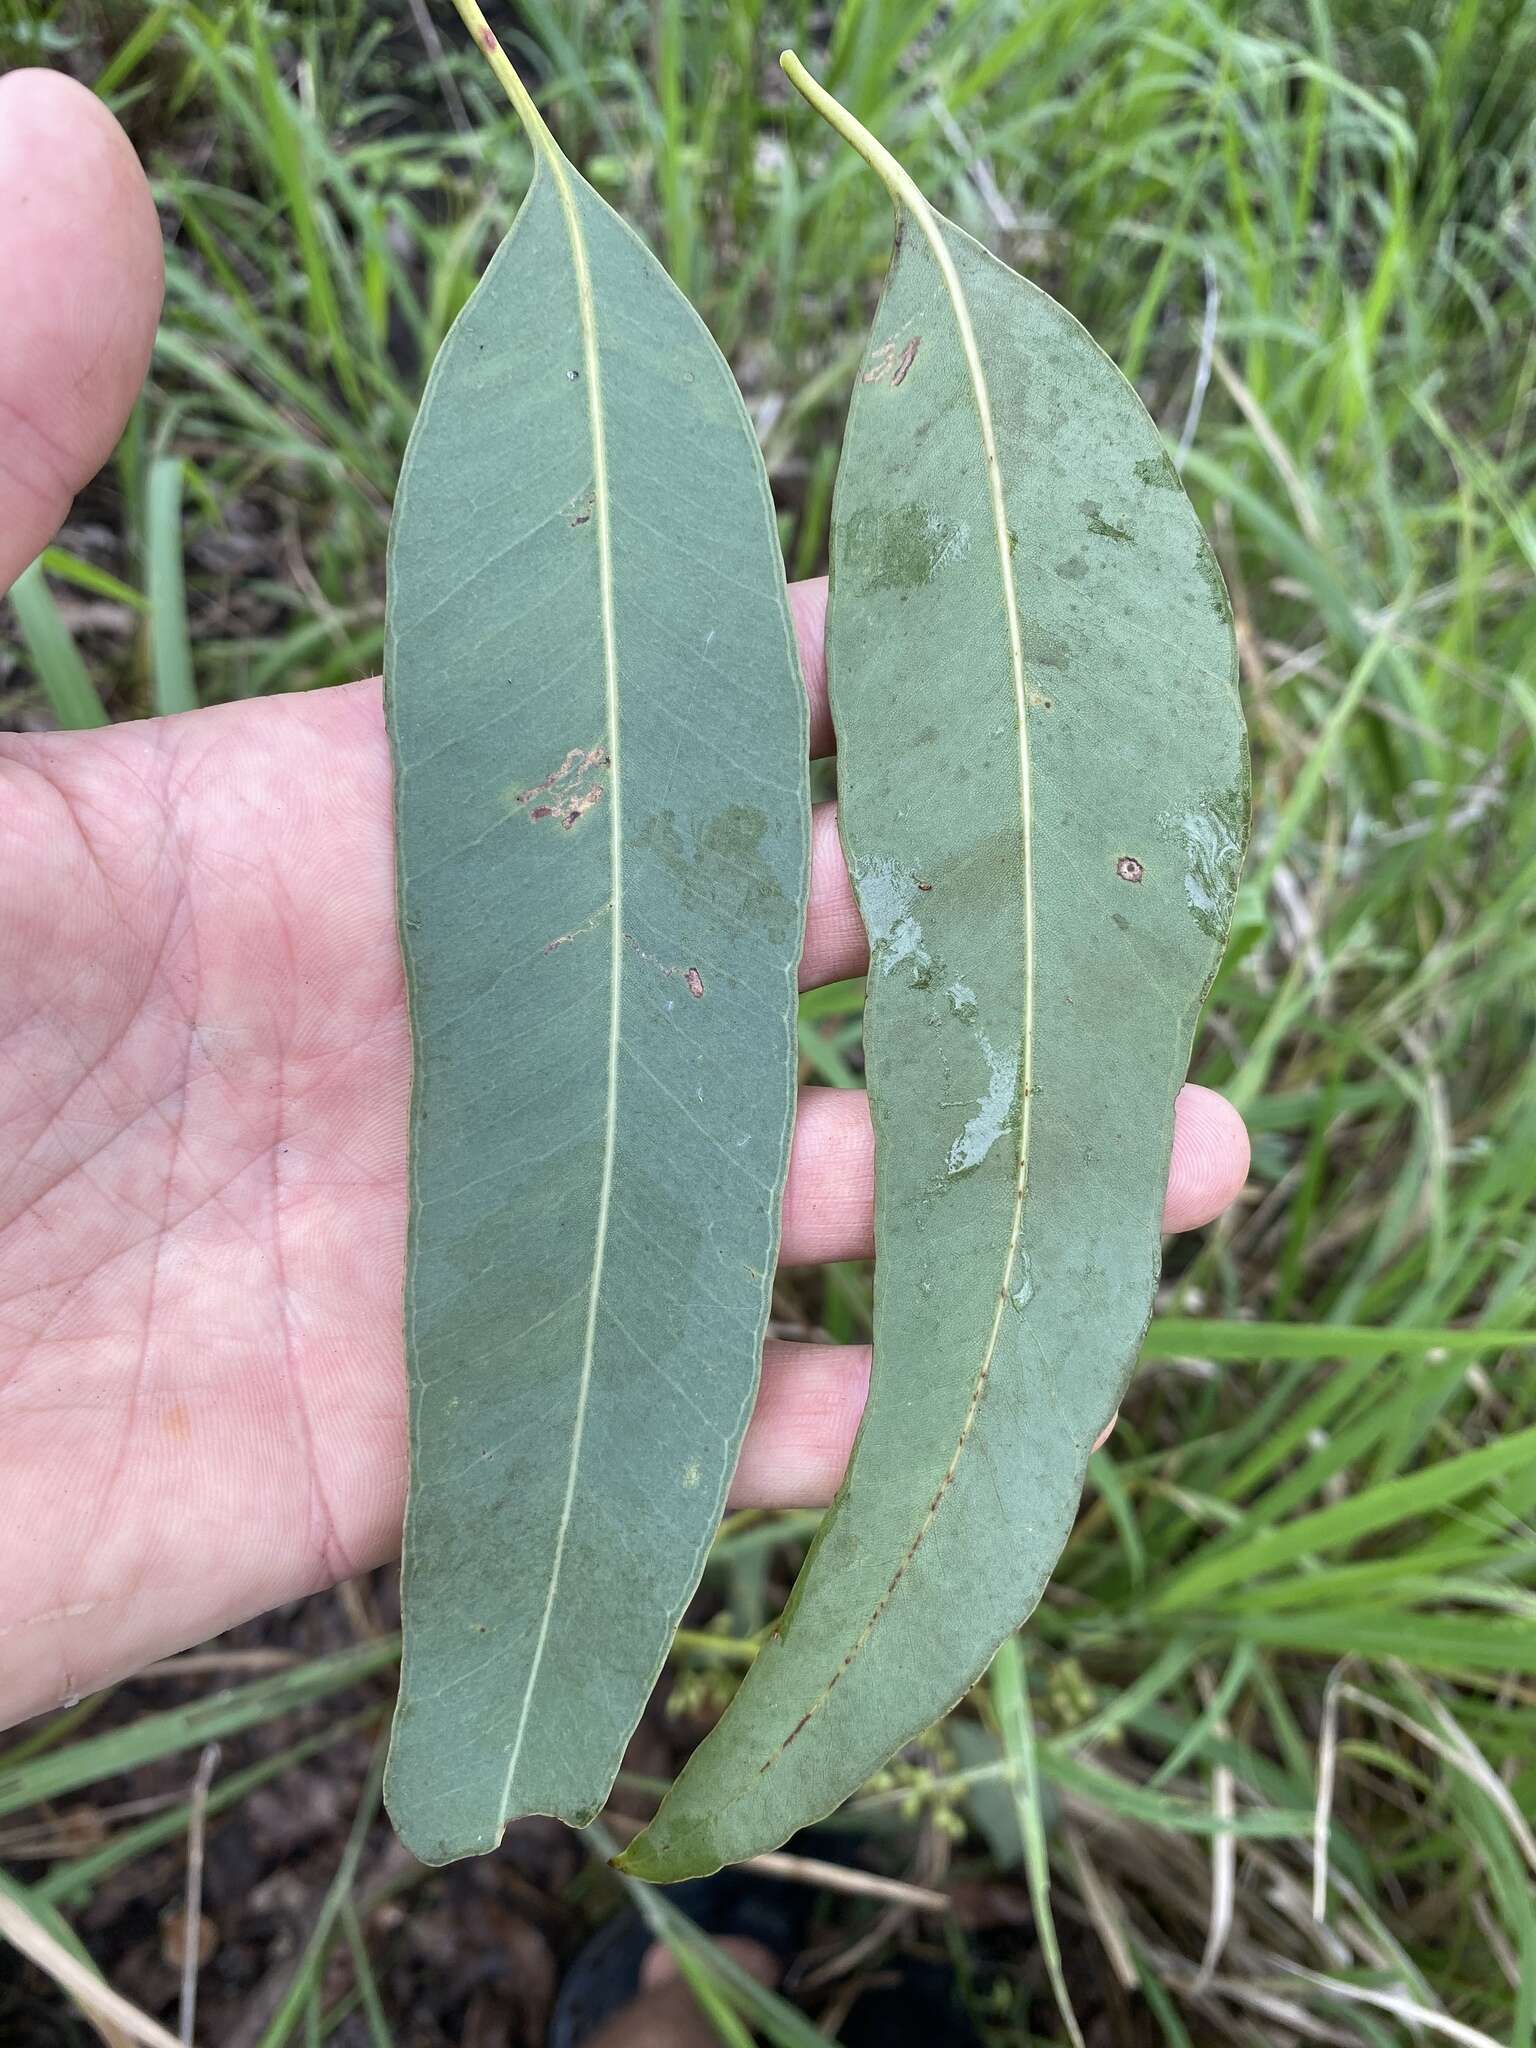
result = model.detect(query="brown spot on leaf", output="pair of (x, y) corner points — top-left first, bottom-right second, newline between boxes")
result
(515, 744), (609, 830)
(516, 744), (605, 802)
(622, 932), (711, 997)
(762, 1707), (818, 1770)
(480, 27), (496, 54)
(1116, 856), (1145, 883)
(862, 334), (921, 386)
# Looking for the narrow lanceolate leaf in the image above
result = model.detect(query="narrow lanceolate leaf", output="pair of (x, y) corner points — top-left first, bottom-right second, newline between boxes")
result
(384, 11), (808, 1865)
(620, 57), (1248, 1883)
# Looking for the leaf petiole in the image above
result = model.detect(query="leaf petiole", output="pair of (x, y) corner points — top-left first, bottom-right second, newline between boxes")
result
(447, 0), (558, 161)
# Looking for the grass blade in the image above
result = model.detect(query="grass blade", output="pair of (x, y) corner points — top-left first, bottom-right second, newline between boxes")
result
(0, 1866), (177, 2048)
(991, 1635), (1086, 2048)
(144, 456), (198, 715)
(7, 559), (109, 729)
(0, 1638), (398, 1821)
(36, 1712), (379, 1910)
(255, 1733), (388, 2048)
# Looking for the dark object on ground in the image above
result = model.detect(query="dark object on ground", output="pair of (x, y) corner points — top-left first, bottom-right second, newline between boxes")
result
(551, 1851), (985, 2047)
(836, 1956), (986, 2047)
(550, 1863), (816, 2047)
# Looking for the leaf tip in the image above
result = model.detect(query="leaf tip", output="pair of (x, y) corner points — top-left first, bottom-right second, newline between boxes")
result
(612, 1820), (718, 1886)
(609, 1836), (655, 1881)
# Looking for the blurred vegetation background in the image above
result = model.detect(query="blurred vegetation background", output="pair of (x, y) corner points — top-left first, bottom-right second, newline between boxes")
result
(1, 0), (1534, 2043)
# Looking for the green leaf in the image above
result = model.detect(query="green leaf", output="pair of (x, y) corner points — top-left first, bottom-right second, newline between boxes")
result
(0, 1638), (397, 1821)
(6, 559), (109, 729)
(1149, 1424), (1536, 1614)
(144, 455), (199, 716)
(1140, 1319), (1536, 1362)
(36, 1713), (378, 1911)
(620, 57), (1247, 1882)
(992, 1639), (1086, 2048)
(255, 1733), (388, 2048)
(383, 14), (808, 1865)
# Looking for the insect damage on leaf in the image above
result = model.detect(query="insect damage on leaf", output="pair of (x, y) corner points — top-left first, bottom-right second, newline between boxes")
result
(863, 335), (922, 385)
(514, 743), (608, 828)
(618, 51), (1248, 1887)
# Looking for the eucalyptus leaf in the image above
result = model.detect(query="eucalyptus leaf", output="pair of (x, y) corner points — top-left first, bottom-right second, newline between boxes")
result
(619, 57), (1248, 1883)
(384, 15), (808, 1865)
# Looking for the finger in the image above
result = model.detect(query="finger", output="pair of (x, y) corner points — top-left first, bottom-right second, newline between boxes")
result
(779, 1081), (1250, 1268)
(0, 70), (162, 593)
(780, 1085), (875, 1265)
(787, 574), (830, 756)
(1160, 1082), (1250, 1231)
(732, 1340), (870, 1508)
(800, 799), (865, 988)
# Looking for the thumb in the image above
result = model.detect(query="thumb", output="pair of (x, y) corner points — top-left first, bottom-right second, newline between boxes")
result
(0, 68), (162, 596)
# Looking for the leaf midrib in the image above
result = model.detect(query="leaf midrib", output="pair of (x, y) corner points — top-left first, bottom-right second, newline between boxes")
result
(497, 143), (623, 1819)
(758, 95), (1038, 1775)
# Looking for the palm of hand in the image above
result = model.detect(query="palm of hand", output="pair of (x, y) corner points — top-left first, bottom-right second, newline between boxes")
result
(0, 69), (1247, 1729)
(1, 689), (409, 1701)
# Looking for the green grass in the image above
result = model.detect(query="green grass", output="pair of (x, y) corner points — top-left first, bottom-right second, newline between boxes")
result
(1, 0), (1534, 2041)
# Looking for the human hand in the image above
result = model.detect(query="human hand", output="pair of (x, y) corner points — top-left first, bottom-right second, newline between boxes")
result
(0, 70), (1249, 1728)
